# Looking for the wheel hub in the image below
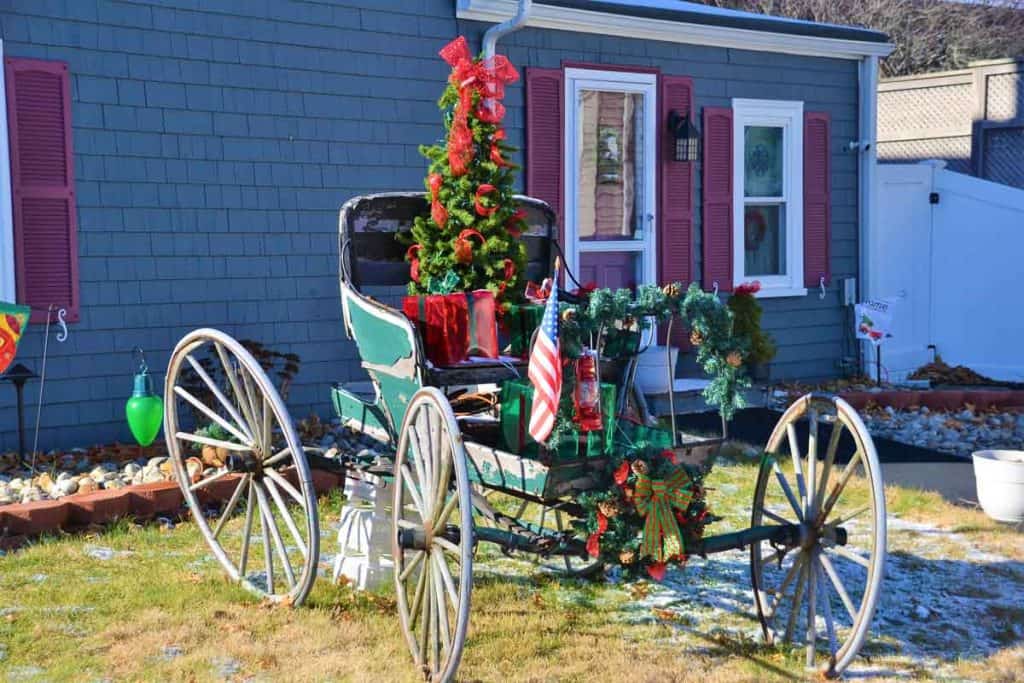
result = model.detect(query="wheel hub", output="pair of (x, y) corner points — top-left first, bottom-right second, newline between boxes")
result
(226, 452), (264, 479)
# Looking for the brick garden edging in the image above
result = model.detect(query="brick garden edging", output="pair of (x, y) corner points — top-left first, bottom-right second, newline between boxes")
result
(0, 470), (345, 549)
(839, 389), (1024, 412)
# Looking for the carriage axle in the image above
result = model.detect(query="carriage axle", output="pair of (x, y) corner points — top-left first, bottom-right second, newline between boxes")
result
(689, 523), (847, 557)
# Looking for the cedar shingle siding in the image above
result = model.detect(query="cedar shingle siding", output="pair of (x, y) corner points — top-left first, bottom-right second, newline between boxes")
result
(0, 1), (859, 450)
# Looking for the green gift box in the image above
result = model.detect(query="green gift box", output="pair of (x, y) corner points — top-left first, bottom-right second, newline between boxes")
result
(499, 378), (617, 460)
(504, 303), (545, 358)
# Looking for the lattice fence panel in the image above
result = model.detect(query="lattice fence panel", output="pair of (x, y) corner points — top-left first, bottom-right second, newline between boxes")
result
(878, 83), (973, 139)
(986, 73), (1023, 121)
(982, 126), (1024, 189)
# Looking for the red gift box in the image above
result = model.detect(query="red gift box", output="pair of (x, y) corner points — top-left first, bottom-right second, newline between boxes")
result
(467, 290), (498, 359)
(403, 294), (469, 367)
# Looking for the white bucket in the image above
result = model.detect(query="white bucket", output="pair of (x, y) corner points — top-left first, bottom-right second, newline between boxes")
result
(972, 450), (1024, 523)
(635, 345), (679, 394)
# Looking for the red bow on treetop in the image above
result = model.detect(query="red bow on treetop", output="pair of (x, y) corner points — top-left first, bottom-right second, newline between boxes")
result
(439, 36), (519, 176)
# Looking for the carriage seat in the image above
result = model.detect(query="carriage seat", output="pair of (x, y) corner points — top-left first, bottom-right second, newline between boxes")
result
(338, 192), (558, 389)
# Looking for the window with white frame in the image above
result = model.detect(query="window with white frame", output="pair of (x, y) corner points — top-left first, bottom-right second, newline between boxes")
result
(732, 98), (805, 297)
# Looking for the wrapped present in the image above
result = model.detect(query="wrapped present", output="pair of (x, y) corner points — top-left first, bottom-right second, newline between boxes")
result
(402, 293), (469, 367)
(503, 303), (545, 358)
(467, 290), (498, 359)
(499, 378), (616, 459)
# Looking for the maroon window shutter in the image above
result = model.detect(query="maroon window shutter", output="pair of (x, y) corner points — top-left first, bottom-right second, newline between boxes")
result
(658, 76), (694, 288)
(525, 67), (564, 244)
(5, 57), (80, 323)
(701, 107), (733, 293)
(658, 75), (695, 348)
(803, 111), (831, 288)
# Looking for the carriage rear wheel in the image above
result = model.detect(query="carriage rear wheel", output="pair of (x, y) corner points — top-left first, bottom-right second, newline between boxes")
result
(164, 328), (320, 605)
(750, 393), (886, 678)
(392, 388), (473, 682)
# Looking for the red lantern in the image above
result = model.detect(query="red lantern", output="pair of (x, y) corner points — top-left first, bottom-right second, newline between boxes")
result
(573, 348), (603, 432)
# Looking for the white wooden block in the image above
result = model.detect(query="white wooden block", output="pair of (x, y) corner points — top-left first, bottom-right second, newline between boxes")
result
(332, 474), (394, 590)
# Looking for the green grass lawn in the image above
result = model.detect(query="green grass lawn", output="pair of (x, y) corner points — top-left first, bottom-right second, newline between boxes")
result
(1, 458), (1022, 682)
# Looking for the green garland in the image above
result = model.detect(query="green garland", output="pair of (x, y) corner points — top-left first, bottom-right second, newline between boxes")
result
(548, 282), (750, 442)
(573, 438), (719, 580)
(536, 282), (746, 579)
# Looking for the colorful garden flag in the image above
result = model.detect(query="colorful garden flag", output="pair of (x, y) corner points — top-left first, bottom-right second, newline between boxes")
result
(0, 303), (30, 375)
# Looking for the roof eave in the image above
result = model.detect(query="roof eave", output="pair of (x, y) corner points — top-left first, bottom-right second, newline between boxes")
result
(457, 0), (895, 60)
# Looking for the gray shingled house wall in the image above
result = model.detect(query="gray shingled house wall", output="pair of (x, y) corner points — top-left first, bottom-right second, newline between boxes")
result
(0, 0), (859, 451)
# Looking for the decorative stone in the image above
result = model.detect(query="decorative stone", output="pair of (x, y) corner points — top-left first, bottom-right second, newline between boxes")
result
(56, 478), (79, 496)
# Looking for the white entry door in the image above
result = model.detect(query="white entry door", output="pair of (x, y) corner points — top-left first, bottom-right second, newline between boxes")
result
(563, 68), (657, 290)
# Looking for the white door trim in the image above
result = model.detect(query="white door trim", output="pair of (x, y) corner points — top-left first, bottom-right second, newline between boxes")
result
(0, 39), (16, 303)
(563, 67), (657, 287)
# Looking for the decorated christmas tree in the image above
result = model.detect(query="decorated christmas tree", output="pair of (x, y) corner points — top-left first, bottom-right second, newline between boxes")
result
(405, 37), (528, 303)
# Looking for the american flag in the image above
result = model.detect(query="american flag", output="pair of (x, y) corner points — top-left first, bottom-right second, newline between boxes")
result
(528, 274), (561, 443)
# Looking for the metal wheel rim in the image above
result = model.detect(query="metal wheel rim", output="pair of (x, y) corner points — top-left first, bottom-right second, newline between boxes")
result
(750, 393), (887, 678)
(164, 328), (320, 605)
(392, 388), (473, 683)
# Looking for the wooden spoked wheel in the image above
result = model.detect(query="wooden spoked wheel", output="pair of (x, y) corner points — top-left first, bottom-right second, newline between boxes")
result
(392, 388), (473, 683)
(164, 328), (320, 605)
(750, 393), (886, 678)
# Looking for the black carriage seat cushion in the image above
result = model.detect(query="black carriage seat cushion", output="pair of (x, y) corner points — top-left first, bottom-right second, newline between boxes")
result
(339, 192), (556, 293)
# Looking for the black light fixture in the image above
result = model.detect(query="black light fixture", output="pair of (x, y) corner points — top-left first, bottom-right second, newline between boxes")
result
(1, 363), (37, 463)
(668, 109), (700, 162)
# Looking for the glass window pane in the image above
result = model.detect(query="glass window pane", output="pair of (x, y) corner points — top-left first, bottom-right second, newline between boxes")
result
(579, 251), (641, 290)
(576, 90), (645, 241)
(744, 125), (783, 197)
(744, 204), (786, 276)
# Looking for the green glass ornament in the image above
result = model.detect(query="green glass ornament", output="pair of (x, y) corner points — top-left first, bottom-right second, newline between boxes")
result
(126, 369), (163, 447)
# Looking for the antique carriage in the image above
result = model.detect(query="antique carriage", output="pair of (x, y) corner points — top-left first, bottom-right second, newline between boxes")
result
(162, 193), (887, 681)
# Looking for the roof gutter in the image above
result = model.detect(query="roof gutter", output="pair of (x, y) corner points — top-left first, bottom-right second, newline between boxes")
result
(482, 0), (532, 60)
(460, 0), (893, 60)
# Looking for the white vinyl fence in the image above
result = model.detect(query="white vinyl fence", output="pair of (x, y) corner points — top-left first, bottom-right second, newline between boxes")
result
(872, 161), (1024, 382)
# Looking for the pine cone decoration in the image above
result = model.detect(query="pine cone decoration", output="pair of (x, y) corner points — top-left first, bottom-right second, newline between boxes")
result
(662, 282), (681, 299)
(630, 459), (649, 476)
(726, 351), (743, 368)
(598, 500), (621, 519)
(619, 550), (636, 565)
(690, 330), (704, 347)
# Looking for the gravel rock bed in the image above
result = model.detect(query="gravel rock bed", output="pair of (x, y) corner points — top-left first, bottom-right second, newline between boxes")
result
(0, 418), (374, 509)
(860, 405), (1024, 457)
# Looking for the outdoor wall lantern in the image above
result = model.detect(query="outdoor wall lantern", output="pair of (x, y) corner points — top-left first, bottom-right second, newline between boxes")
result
(668, 109), (700, 162)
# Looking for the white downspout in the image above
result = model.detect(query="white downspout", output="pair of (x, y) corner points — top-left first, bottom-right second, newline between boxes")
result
(481, 0), (532, 60)
(858, 55), (880, 372)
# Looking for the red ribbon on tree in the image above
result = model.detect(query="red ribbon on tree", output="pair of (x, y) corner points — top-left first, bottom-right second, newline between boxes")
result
(439, 36), (519, 176)
(506, 207), (526, 238)
(406, 244), (422, 283)
(490, 129), (513, 167)
(428, 173), (448, 228)
(475, 183), (499, 216)
(453, 228), (484, 264)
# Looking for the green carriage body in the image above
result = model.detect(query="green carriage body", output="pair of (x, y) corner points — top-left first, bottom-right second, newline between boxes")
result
(332, 191), (615, 499)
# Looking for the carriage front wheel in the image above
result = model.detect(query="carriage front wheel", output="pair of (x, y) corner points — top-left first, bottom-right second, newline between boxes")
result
(750, 393), (886, 678)
(392, 388), (473, 682)
(164, 328), (320, 605)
